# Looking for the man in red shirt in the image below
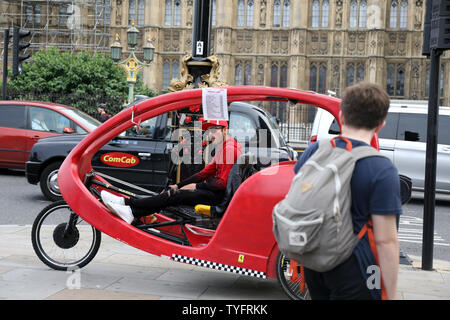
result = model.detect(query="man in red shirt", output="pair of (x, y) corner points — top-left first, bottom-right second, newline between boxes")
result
(101, 120), (242, 224)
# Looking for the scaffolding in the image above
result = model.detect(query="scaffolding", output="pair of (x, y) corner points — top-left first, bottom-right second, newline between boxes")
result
(1, 0), (111, 63)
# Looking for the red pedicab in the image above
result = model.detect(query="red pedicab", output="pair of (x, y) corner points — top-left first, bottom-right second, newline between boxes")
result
(30, 86), (379, 300)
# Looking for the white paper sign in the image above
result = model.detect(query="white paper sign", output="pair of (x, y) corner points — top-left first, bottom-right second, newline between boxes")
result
(196, 41), (204, 55)
(202, 88), (228, 121)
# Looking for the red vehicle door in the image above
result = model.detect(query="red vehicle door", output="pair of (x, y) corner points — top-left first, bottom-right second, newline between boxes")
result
(0, 104), (30, 168)
(27, 106), (65, 144)
(0, 104), (60, 169)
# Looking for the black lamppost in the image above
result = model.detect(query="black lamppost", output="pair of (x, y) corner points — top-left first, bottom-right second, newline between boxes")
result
(188, 0), (213, 88)
(168, 0), (225, 92)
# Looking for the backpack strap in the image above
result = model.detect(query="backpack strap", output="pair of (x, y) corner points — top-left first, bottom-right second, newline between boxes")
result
(358, 219), (388, 300)
(288, 260), (307, 292)
(350, 145), (386, 162)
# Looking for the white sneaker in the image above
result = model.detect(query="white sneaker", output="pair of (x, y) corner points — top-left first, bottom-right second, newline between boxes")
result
(101, 190), (125, 205)
(105, 202), (134, 224)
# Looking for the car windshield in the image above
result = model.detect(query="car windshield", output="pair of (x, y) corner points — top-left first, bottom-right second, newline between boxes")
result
(62, 108), (101, 132)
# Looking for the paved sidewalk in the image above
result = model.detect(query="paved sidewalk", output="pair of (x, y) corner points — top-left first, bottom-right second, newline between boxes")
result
(0, 225), (449, 300)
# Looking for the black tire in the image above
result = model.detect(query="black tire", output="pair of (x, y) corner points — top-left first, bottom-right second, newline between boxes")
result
(31, 200), (101, 271)
(276, 251), (310, 300)
(39, 161), (63, 202)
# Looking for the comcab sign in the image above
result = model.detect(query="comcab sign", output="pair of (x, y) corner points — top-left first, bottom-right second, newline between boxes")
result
(100, 152), (140, 168)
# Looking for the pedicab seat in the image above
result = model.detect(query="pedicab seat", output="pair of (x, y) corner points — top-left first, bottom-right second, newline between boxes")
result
(161, 153), (258, 229)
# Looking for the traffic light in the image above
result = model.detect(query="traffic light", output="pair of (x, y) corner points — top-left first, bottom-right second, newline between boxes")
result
(423, 0), (450, 53)
(422, 0), (432, 56)
(12, 26), (30, 77)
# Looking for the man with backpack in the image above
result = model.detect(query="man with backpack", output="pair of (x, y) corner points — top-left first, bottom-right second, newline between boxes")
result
(273, 82), (402, 300)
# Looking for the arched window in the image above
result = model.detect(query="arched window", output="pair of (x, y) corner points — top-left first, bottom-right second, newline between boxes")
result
(387, 64), (395, 95)
(173, 0), (181, 26)
(359, 0), (367, 28)
(129, 0), (145, 25)
(129, 0), (136, 24)
(163, 61), (171, 89)
(396, 67), (405, 96)
(280, 64), (288, 88)
(269, 62), (288, 121)
(312, 0), (320, 28)
(349, 0), (357, 28)
(309, 65), (317, 91)
(165, 0), (181, 26)
(321, 0), (329, 28)
(346, 63), (365, 87)
(319, 64), (327, 94)
(237, 0), (245, 26)
(311, 0), (329, 28)
(310, 62), (327, 94)
(162, 59), (180, 90)
(356, 65), (365, 82)
(237, 0), (255, 27)
(212, 0), (216, 26)
(244, 62), (252, 85)
(164, 0), (172, 26)
(172, 61), (179, 80)
(137, 0), (145, 25)
(399, 0), (408, 29)
(282, 0), (290, 27)
(247, 0), (254, 27)
(389, 1), (398, 28)
(346, 64), (355, 87)
(274, 0), (281, 27)
(350, 0), (367, 29)
(235, 61), (252, 85)
(235, 63), (242, 85)
(386, 63), (405, 97)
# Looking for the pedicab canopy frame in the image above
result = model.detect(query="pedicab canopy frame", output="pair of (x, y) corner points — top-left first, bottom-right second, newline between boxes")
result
(57, 86), (379, 279)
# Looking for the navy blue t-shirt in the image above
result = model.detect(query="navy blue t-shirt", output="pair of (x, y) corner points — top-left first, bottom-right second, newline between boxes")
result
(294, 138), (402, 299)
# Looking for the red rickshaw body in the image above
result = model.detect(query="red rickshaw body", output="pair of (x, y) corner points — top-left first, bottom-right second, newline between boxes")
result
(57, 86), (379, 279)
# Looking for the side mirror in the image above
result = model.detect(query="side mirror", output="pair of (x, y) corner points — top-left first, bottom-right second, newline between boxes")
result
(63, 127), (74, 134)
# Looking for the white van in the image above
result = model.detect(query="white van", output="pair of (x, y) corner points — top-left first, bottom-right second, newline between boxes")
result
(310, 101), (450, 195)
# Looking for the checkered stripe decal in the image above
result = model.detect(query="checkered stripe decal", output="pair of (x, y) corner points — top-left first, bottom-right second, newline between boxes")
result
(171, 254), (266, 279)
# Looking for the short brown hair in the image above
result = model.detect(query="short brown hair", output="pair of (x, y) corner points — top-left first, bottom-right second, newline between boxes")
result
(340, 82), (390, 130)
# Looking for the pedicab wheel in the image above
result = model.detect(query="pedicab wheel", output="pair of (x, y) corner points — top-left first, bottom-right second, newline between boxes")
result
(31, 200), (101, 271)
(276, 252), (310, 300)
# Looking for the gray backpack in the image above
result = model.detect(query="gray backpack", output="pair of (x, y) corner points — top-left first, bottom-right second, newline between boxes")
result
(272, 138), (384, 272)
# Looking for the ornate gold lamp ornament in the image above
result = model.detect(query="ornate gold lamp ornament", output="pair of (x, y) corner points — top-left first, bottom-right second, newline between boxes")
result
(110, 21), (155, 104)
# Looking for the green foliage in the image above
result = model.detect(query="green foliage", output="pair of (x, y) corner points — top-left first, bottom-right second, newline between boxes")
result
(7, 47), (156, 116)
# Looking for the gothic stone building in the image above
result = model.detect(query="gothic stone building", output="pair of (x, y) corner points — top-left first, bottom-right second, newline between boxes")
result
(2, 0), (449, 120)
(112, 1), (449, 103)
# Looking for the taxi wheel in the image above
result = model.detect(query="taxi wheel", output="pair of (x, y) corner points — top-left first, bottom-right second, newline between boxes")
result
(40, 161), (63, 202)
(276, 251), (310, 300)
